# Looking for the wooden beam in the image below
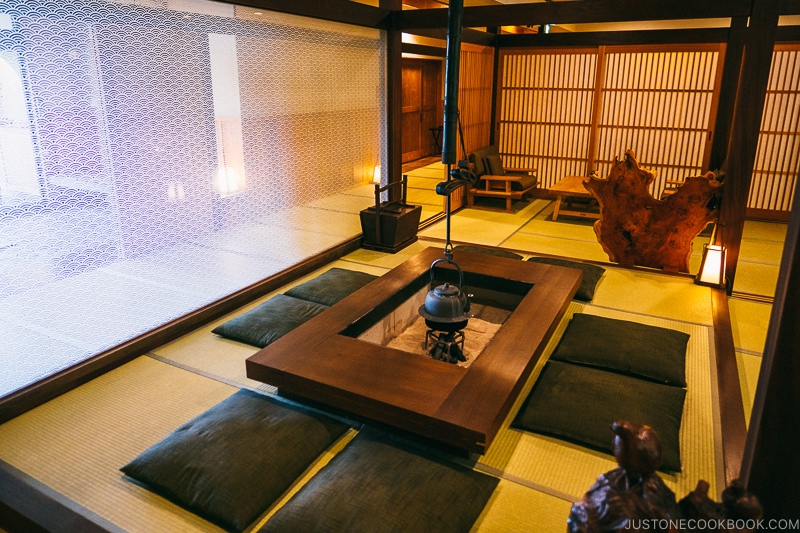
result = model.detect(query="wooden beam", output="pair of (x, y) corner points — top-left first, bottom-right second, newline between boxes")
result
(403, 27), (496, 47)
(222, 0), (390, 28)
(711, 288), (748, 486)
(402, 43), (446, 58)
(740, 169), (800, 518)
(0, 238), (362, 424)
(497, 28), (731, 48)
(781, 0), (800, 15)
(399, 0), (752, 30)
(777, 25), (800, 41)
(719, 0), (781, 291)
(0, 461), (120, 533)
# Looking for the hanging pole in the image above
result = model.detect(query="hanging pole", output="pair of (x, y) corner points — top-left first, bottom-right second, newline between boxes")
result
(440, 0), (464, 259)
(442, 0), (463, 167)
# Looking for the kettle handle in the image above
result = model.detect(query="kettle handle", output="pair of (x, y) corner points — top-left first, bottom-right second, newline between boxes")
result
(429, 257), (464, 292)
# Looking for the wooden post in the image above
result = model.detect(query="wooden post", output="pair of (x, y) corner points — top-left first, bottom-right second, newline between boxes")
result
(740, 173), (800, 517)
(707, 16), (747, 172)
(382, 0), (403, 201)
(718, 0), (780, 292)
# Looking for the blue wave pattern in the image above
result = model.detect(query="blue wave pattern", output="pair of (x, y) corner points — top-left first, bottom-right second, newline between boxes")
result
(0, 0), (387, 396)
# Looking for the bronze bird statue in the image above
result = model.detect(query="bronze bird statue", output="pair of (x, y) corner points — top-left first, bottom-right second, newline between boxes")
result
(567, 420), (679, 532)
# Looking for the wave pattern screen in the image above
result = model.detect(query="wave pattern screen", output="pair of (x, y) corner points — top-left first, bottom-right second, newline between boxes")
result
(0, 1), (387, 397)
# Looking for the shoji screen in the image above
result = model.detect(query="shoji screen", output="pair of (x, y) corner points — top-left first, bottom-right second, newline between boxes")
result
(0, 1), (386, 398)
(458, 43), (494, 157)
(595, 45), (721, 196)
(749, 44), (800, 213)
(497, 49), (597, 189)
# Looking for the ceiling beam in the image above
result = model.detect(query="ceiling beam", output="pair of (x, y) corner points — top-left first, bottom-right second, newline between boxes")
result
(400, 0), (754, 30)
(497, 27), (731, 48)
(403, 27), (496, 47)
(402, 43), (447, 57)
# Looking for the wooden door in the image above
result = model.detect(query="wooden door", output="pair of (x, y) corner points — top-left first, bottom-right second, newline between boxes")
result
(402, 59), (442, 163)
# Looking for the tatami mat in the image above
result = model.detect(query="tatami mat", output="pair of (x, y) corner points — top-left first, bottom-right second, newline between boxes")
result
(153, 260), (391, 391)
(732, 260), (780, 297)
(736, 351), (763, 429)
(478, 302), (719, 503)
(0, 358), (236, 532)
(589, 268), (714, 326)
(473, 479), (573, 532)
(728, 298), (772, 355)
(1, 174), (780, 531)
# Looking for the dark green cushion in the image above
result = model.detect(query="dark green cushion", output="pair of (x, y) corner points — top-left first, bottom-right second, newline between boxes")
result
(284, 267), (378, 307)
(211, 294), (328, 348)
(526, 257), (605, 301)
(454, 245), (523, 260)
(483, 154), (506, 176)
(121, 390), (350, 532)
(259, 430), (499, 533)
(512, 361), (686, 472)
(551, 313), (689, 387)
(469, 150), (486, 177)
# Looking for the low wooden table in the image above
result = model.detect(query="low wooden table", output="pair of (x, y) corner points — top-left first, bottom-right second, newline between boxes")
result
(549, 175), (600, 221)
(246, 247), (580, 454)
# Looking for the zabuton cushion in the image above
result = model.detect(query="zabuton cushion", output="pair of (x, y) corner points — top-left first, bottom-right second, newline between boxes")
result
(121, 389), (350, 532)
(512, 361), (686, 472)
(526, 257), (606, 302)
(211, 294), (328, 348)
(483, 154), (506, 176)
(259, 430), (499, 533)
(284, 267), (378, 307)
(550, 313), (689, 387)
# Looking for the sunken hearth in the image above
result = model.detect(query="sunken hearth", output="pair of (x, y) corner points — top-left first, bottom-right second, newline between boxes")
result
(246, 247), (581, 453)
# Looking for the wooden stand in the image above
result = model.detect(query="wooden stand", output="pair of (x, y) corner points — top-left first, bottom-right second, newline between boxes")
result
(360, 176), (422, 253)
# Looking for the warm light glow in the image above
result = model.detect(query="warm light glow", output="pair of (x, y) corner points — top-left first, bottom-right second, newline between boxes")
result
(373, 165), (382, 184)
(215, 166), (243, 196)
(695, 244), (727, 287)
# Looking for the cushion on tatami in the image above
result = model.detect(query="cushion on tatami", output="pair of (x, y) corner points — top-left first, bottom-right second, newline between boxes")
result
(284, 267), (378, 307)
(512, 361), (686, 473)
(211, 294), (328, 348)
(526, 256), (605, 301)
(550, 313), (689, 387)
(259, 430), (499, 533)
(121, 389), (349, 532)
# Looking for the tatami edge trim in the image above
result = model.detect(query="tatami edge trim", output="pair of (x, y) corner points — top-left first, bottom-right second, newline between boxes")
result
(0, 459), (124, 533)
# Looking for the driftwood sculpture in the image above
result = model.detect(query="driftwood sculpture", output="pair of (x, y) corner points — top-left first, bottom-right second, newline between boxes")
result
(584, 151), (723, 272)
(568, 420), (762, 533)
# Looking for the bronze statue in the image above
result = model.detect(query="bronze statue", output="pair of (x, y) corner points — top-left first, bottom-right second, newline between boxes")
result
(567, 420), (762, 533)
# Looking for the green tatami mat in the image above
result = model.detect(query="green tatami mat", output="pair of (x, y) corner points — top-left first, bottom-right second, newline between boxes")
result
(736, 351), (762, 429)
(0, 358), (237, 533)
(728, 297), (772, 354)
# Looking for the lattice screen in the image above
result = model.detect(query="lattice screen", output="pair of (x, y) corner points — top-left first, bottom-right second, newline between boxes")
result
(0, 0), (386, 397)
(497, 49), (597, 189)
(595, 46), (720, 196)
(458, 43), (494, 158)
(749, 45), (800, 212)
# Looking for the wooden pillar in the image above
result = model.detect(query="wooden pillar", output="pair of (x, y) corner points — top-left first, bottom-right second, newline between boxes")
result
(488, 27), (500, 147)
(740, 176), (800, 517)
(718, 0), (779, 292)
(382, 0), (403, 200)
(707, 16), (747, 171)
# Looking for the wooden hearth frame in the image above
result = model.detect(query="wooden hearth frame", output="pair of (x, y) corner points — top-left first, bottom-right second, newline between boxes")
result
(246, 247), (580, 454)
